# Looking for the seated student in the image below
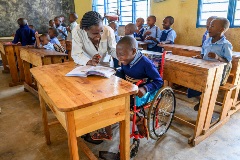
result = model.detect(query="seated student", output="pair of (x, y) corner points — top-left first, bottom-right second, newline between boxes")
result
(48, 27), (60, 45)
(54, 16), (68, 40)
(12, 18), (35, 46)
(125, 23), (137, 38)
(158, 16), (177, 52)
(35, 33), (66, 53)
(67, 13), (78, 40)
(49, 20), (55, 28)
(202, 16), (217, 46)
(134, 18), (145, 41)
(59, 15), (67, 27)
(143, 15), (161, 52)
(109, 21), (120, 43)
(91, 36), (163, 140)
(189, 17), (232, 111)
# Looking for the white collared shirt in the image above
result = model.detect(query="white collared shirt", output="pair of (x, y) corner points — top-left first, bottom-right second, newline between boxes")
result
(72, 25), (117, 67)
(67, 22), (78, 40)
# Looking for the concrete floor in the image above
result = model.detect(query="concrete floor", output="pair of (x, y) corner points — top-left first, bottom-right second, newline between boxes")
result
(1, 66), (240, 160)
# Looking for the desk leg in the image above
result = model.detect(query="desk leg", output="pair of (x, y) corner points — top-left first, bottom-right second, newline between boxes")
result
(65, 112), (79, 160)
(0, 51), (9, 73)
(39, 94), (51, 145)
(15, 46), (24, 81)
(5, 46), (19, 86)
(119, 96), (130, 160)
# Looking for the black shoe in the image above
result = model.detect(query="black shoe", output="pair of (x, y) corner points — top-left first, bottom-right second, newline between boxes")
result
(194, 103), (200, 111)
(83, 133), (103, 145)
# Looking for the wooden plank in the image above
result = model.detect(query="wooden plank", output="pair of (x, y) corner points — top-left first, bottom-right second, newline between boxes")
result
(119, 96), (130, 160)
(24, 83), (38, 97)
(23, 61), (32, 86)
(78, 139), (98, 160)
(65, 40), (73, 61)
(65, 112), (79, 160)
(14, 46), (25, 81)
(42, 57), (52, 65)
(74, 97), (126, 136)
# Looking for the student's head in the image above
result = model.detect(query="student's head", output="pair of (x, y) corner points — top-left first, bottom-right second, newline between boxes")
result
(17, 18), (28, 26)
(49, 20), (55, 28)
(109, 21), (118, 32)
(208, 17), (230, 38)
(48, 27), (59, 38)
(136, 18), (144, 27)
(162, 16), (174, 29)
(39, 33), (51, 45)
(206, 16), (217, 31)
(54, 17), (61, 27)
(147, 15), (156, 26)
(28, 25), (34, 30)
(125, 23), (137, 35)
(116, 36), (137, 65)
(81, 11), (103, 43)
(69, 13), (78, 23)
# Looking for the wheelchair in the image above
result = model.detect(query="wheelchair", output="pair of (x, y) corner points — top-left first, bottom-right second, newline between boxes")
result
(130, 51), (176, 158)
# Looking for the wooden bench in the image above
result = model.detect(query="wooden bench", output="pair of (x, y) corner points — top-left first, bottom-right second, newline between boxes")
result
(163, 54), (225, 146)
(20, 47), (68, 97)
(30, 62), (138, 160)
(0, 42), (24, 86)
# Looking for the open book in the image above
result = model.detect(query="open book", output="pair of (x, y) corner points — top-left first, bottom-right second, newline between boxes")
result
(66, 65), (116, 78)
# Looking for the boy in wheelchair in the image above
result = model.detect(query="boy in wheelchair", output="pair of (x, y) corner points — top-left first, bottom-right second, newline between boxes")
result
(92, 36), (163, 140)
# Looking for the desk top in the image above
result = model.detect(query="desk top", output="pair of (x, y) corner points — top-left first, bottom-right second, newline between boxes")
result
(0, 37), (14, 42)
(20, 47), (67, 57)
(162, 44), (202, 52)
(30, 62), (138, 112)
(138, 41), (150, 45)
(165, 54), (225, 69)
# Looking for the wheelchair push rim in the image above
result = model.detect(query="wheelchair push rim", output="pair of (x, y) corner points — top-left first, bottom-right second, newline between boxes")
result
(147, 86), (176, 140)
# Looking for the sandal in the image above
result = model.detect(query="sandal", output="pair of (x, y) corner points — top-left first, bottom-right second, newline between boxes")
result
(91, 132), (112, 141)
(136, 117), (149, 139)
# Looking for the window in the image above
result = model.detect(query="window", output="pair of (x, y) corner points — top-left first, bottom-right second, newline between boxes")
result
(92, 0), (150, 25)
(197, 0), (240, 27)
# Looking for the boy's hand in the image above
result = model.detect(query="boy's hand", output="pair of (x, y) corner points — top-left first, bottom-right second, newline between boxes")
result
(66, 26), (71, 32)
(35, 32), (40, 38)
(145, 36), (153, 40)
(137, 87), (147, 98)
(208, 52), (217, 59)
(145, 31), (151, 36)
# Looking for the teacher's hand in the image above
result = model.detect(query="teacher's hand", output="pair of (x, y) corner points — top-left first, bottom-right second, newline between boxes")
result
(87, 54), (101, 66)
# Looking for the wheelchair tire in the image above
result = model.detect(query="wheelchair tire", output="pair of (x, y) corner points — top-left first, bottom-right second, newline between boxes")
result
(147, 87), (176, 140)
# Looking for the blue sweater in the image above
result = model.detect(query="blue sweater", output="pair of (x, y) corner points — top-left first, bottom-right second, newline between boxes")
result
(12, 25), (36, 46)
(116, 52), (163, 92)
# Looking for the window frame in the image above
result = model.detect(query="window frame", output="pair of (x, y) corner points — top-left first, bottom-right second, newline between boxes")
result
(92, 0), (150, 26)
(196, 0), (240, 28)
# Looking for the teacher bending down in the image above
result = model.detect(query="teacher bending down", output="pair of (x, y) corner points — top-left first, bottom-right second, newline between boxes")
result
(72, 11), (117, 67)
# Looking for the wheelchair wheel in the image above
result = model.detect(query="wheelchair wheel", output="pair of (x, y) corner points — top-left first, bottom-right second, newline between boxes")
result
(147, 87), (176, 140)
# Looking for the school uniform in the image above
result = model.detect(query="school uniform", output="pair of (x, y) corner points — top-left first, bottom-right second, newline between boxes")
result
(56, 25), (68, 40)
(202, 30), (208, 45)
(143, 25), (161, 52)
(50, 37), (60, 45)
(134, 27), (145, 41)
(67, 21), (78, 40)
(188, 36), (233, 98)
(116, 51), (163, 106)
(43, 42), (55, 50)
(72, 25), (117, 67)
(12, 24), (35, 46)
(159, 28), (177, 44)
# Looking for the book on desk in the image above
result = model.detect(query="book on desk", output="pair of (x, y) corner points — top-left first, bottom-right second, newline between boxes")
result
(66, 65), (116, 78)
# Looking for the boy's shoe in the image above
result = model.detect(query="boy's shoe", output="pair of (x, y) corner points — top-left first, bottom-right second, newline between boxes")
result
(194, 103), (200, 111)
(83, 133), (103, 144)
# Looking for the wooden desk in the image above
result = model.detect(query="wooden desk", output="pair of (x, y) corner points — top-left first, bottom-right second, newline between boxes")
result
(138, 41), (149, 50)
(162, 44), (201, 57)
(65, 40), (73, 61)
(0, 37), (14, 42)
(20, 47), (67, 97)
(163, 54), (225, 146)
(0, 42), (24, 86)
(30, 62), (138, 160)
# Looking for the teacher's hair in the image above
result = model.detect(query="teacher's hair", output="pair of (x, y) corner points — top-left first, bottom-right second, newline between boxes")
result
(80, 11), (103, 29)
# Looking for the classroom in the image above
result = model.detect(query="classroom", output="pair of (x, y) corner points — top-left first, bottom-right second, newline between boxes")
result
(0, 0), (240, 160)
